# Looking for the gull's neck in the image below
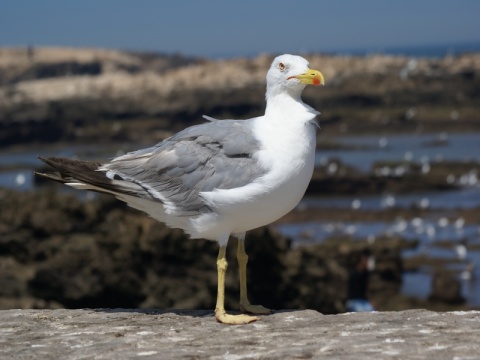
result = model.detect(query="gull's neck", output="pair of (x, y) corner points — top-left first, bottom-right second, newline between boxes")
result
(264, 91), (318, 123)
(266, 92), (300, 115)
(266, 82), (303, 101)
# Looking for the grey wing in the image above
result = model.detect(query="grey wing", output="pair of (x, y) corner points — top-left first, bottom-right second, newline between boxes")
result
(102, 120), (267, 216)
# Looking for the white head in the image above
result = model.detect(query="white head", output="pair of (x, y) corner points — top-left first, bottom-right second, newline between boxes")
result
(266, 54), (324, 101)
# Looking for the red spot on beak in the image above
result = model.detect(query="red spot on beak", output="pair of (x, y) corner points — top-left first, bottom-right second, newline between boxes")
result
(313, 77), (321, 86)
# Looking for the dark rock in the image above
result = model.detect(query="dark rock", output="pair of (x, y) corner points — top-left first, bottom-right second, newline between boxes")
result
(0, 188), (411, 314)
(1, 48), (480, 148)
(429, 271), (465, 305)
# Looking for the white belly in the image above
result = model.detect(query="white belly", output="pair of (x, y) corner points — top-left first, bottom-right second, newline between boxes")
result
(191, 119), (317, 241)
(230, 155), (314, 231)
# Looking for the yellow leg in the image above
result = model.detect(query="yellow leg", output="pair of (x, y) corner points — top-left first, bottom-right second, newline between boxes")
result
(215, 245), (258, 325)
(237, 239), (272, 315)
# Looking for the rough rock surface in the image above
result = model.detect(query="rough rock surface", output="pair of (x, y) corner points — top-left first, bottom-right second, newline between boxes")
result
(1, 309), (479, 359)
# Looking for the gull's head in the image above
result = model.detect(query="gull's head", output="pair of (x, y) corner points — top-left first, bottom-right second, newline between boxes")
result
(266, 54), (324, 100)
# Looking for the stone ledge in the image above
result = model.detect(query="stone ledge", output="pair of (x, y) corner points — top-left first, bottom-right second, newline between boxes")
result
(1, 309), (479, 359)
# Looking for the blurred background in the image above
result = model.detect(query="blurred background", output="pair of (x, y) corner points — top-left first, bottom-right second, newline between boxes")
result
(1, 0), (480, 314)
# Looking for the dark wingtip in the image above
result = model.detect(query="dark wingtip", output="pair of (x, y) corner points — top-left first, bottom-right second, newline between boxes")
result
(35, 156), (53, 179)
(33, 169), (66, 184)
(37, 155), (53, 166)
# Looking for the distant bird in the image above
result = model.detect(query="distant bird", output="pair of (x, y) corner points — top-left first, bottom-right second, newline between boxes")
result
(36, 54), (324, 324)
(460, 262), (475, 281)
(455, 244), (467, 260)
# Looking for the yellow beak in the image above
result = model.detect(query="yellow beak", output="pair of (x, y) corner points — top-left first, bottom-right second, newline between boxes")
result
(290, 68), (325, 86)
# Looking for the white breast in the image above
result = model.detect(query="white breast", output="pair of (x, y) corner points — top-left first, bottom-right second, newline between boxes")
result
(191, 107), (317, 240)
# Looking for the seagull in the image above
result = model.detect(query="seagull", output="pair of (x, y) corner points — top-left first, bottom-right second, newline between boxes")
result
(35, 54), (324, 324)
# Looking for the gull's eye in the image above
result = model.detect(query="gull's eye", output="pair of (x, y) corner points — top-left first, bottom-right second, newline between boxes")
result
(278, 62), (286, 71)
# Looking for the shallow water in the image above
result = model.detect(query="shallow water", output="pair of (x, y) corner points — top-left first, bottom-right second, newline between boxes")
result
(277, 220), (480, 247)
(277, 218), (480, 306)
(317, 132), (480, 172)
(312, 132), (480, 305)
(304, 186), (480, 210)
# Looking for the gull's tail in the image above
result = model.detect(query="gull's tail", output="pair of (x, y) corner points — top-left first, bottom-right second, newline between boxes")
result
(35, 156), (150, 198)
(35, 156), (186, 232)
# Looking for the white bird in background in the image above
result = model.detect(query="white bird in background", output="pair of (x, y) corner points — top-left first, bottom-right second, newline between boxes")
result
(36, 54), (325, 325)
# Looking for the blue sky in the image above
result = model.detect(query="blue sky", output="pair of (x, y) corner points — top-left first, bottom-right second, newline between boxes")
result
(1, 0), (479, 58)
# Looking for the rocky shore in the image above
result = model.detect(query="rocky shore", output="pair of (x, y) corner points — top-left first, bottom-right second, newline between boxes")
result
(1, 308), (479, 359)
(1, 47), (479, 316)
(0, 187), (474, 313)
(1, 47), (479, 148)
